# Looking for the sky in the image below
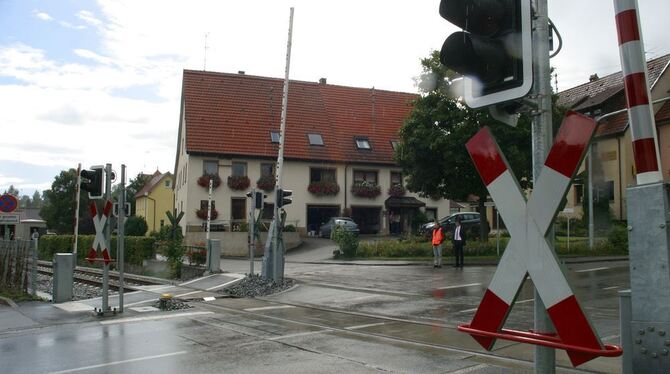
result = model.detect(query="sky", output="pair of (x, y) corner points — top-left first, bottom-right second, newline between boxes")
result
(1, 0), (669, 197)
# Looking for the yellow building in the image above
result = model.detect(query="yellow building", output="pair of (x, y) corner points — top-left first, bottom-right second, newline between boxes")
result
(135, 171), (174, 235)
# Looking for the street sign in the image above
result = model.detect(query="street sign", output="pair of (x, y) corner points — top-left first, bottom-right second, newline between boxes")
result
(0, 214), (19, 224)
(86, 200), (113, 265)
(0, 194), (18, 213)
(460, 112), (621, 366)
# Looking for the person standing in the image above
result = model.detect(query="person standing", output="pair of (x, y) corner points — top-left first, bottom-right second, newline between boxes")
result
(452, 217), (466, 267)
(431, 219), (445, 268)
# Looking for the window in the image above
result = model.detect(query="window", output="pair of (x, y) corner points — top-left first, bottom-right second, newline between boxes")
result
(355, 137), (371, 150)
(353, 170), (378, 184)
(203, 160), (218, 175)
(270, 131), (280, 143)
(231, 198), (246, 221)
(390, 140), (399, 151)
(261, 163), (275, 177)
(606, 180), (615, 202)
(308, 133), (324, 146)
(231, 162), (247, 177)
(390, 171), (402, 186)
(164, 179), (171, 188)
(200, 200), (216, 210)
(574, 184), (584, 204)
(310, 168), (336, 183)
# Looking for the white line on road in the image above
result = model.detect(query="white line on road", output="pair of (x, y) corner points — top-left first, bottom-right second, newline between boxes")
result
(48, 351), (188, 374)
(345, 322), (389, 330)
(179, 273), (220, 286)
(602, 285), (619, 290)
(100, 311), (213, 325)
(574, 266), (610, 273)
(244, 305), (297, 312)
(437, 283), (481, 290)
(268, 330), (331, 341)
(446, 364), (490, 373)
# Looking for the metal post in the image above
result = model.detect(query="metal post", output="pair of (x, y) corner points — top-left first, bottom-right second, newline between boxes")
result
(73, 163), (81, 261)
(619, 289), (633, 374)
(206, 179), (212, 241)
(118, 165), (125, 312)
(102, 163), (112, 314)
(249, 188), (256, 275)
(31, 236), (37, 296)
(588, 147), (595, 248)
(566, 216), (570, 252)
(532, 0), (555, 371)
(496, 209), (500, 256)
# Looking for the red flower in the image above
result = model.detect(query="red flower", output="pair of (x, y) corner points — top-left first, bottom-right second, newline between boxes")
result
(197, 174), (221, 188)
(388, 184), (406, 197)
(196, 208), (218, 220)
(256, 175), (276, 191)
(308, 181), (340, 196)
(351, 181), (381, 198)
(227, 175), (250, 190)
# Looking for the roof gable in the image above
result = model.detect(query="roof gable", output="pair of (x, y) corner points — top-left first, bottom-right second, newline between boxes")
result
(135, 171), (172, 198)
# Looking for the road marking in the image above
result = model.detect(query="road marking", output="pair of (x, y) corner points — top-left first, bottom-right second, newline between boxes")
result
(574, 266), (610, 273)
(602, 285), (619, 290)
(268, 330), (331, 341)
(437, 283), (481, 290)
(446, 364), (490, 373)
(345, 322), (388, 330)
(244, 305), (297, 312)
(48, 351), (188, 374)
(100, 311), (213, 325)
(179, 273), (220, 286)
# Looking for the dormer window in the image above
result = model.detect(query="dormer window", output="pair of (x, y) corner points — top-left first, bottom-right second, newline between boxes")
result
(308, 133), (324, 146)
(270, 131), (280, 143)
(355, 137), (371, 150)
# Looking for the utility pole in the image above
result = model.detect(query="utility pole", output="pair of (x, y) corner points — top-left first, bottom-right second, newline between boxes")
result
(101, 163), (112, 314)
(117, 165), (126, 313)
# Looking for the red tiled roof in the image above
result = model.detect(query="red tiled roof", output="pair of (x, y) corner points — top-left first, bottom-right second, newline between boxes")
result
(135, 171), (172, 198)
(596, 111), (628, 137)
(182, 70), (417, 165)
(557, 54), (670, 109)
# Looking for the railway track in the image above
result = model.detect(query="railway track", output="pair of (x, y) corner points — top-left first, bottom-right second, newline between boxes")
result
(36, 260), (168, 292)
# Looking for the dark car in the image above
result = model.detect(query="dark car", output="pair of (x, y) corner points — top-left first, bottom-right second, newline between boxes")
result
(320, 217), (360, 238)
(420, 212), (481, 239)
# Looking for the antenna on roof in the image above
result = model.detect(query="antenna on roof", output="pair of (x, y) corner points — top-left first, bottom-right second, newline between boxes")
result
(203, 32), (210, 71)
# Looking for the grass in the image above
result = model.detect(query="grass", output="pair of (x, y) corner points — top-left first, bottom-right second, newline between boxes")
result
(0, 287), (42, 302)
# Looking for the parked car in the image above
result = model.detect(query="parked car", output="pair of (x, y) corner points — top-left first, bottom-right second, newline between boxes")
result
(320, 217), (360, 238)
(419, 212), (481, 239)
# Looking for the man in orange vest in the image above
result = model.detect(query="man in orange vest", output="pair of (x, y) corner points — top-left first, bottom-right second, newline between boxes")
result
(432, 219), (445, 268)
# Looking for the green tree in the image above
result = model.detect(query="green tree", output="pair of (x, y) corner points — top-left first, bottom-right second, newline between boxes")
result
(113, 173), (151, 216)
(40, 169), (94, 234)
(4, 185), (19, 196)
(125, 215), (148, 236)
(20, 195), (31, 208)
(31, 190), (43, 209)
(397, 51), (534, 241)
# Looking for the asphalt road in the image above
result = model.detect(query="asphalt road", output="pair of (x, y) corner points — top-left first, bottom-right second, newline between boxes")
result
(0, 237), (629, 373)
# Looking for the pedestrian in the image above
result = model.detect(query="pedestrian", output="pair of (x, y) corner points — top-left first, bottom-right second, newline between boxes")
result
(431, 219), (445, 268)
(453, 217), (466, 267)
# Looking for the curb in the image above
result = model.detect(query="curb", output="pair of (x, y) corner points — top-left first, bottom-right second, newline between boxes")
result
(0, 296), (19, 308)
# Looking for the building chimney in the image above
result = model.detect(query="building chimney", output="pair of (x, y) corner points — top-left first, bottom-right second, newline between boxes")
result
(589, 74), (599, 82)
(319, 77), (327, 84)
(238, 70), (245, 75)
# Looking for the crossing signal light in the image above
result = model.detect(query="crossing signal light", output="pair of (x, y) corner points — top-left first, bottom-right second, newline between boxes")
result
(439, 0), (533, 108)
(276, 189), (292, 208)
(80, 166), (104, 199)
(246, 191), (266, 208)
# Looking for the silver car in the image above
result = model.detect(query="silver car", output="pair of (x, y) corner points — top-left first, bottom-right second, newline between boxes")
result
(320, 217), (360, 238)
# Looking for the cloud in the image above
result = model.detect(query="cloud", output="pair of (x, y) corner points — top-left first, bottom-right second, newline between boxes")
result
(77, 10), (103, 26)
(33, 11), (53, 21)
(59, 21), (87, 30)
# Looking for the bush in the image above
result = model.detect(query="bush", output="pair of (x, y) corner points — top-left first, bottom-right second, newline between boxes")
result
(331, 226), (359, 257)
(125, 216), (148, 236)
(284, 224), (296, 232)
(607, 225), (628, 253)
(38, 235), (155, 266)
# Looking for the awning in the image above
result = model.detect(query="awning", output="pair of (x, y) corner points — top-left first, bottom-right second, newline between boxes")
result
(385, 196), (426, 208)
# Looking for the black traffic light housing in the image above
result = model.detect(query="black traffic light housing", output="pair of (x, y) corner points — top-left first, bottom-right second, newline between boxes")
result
(80, 166), (104, 199)
(246, 191), (266, 208)
(439, 0), (532, 109)
(276, 189), (292, 208)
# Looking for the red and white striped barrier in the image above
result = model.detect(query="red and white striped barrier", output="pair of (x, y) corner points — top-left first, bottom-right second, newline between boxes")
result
(614, 0), (662, 184)
(463, 112), (603, 367)
(87, 200), (113, 265)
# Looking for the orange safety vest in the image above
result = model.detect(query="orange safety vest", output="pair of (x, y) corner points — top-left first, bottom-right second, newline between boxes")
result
(432, 226), (444, 245)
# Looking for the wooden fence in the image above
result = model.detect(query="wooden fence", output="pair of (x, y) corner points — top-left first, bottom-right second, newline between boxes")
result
(0, 239), (34, 293)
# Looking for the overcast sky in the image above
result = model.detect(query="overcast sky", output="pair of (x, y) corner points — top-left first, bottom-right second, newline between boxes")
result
(1, 0), (669, 197)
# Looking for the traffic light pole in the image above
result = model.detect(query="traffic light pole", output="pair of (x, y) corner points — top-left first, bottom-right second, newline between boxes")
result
(117, 165), (126, 313)
(531, 0), (556, 372)
(102, 163), (112, 314)
(73, 163), (81, 261)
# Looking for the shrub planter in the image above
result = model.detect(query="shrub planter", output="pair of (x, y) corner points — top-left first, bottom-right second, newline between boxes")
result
(351, 181), (381, 198)
(227, 175), (250, 190)
(196, 208), (218, 220)
(388, 184), (406, 197)
(308, 181), (340, 196)
(256, 175), (275, 191)
(197, 174), (221, 188)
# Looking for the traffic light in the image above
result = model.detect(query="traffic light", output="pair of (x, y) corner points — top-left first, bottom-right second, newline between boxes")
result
(80, 166), (104, 199)
(276, 189), (292, 208)
(439, 0), (532, 108)
(246, 190), (265, 208)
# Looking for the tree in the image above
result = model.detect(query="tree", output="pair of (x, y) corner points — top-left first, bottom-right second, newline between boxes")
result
(125, 215), (148, 236)
(396, 51), (534, 241)
(20, 195), (31, 209)
(4, 185), (19, 196)
(113, 173), (150, 216)
(31, 190), (43, 209)
(40, 169), (93, 234)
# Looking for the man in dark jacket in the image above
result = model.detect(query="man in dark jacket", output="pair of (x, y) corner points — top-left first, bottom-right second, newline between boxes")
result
(452, 217), (466, 267)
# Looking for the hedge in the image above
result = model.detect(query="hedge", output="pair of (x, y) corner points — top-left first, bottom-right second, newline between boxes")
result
(38, 235), (155, 266)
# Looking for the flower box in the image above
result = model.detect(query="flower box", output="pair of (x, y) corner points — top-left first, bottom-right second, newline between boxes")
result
(256, 175), (276, 191)
(227, 175), (250, 190)
(197, 174), (221, 188)
(196, 208), (218, 220)
(388, 184), (406, 197)
(351, 181), (381, 198)
(307, 181), (340, 196)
